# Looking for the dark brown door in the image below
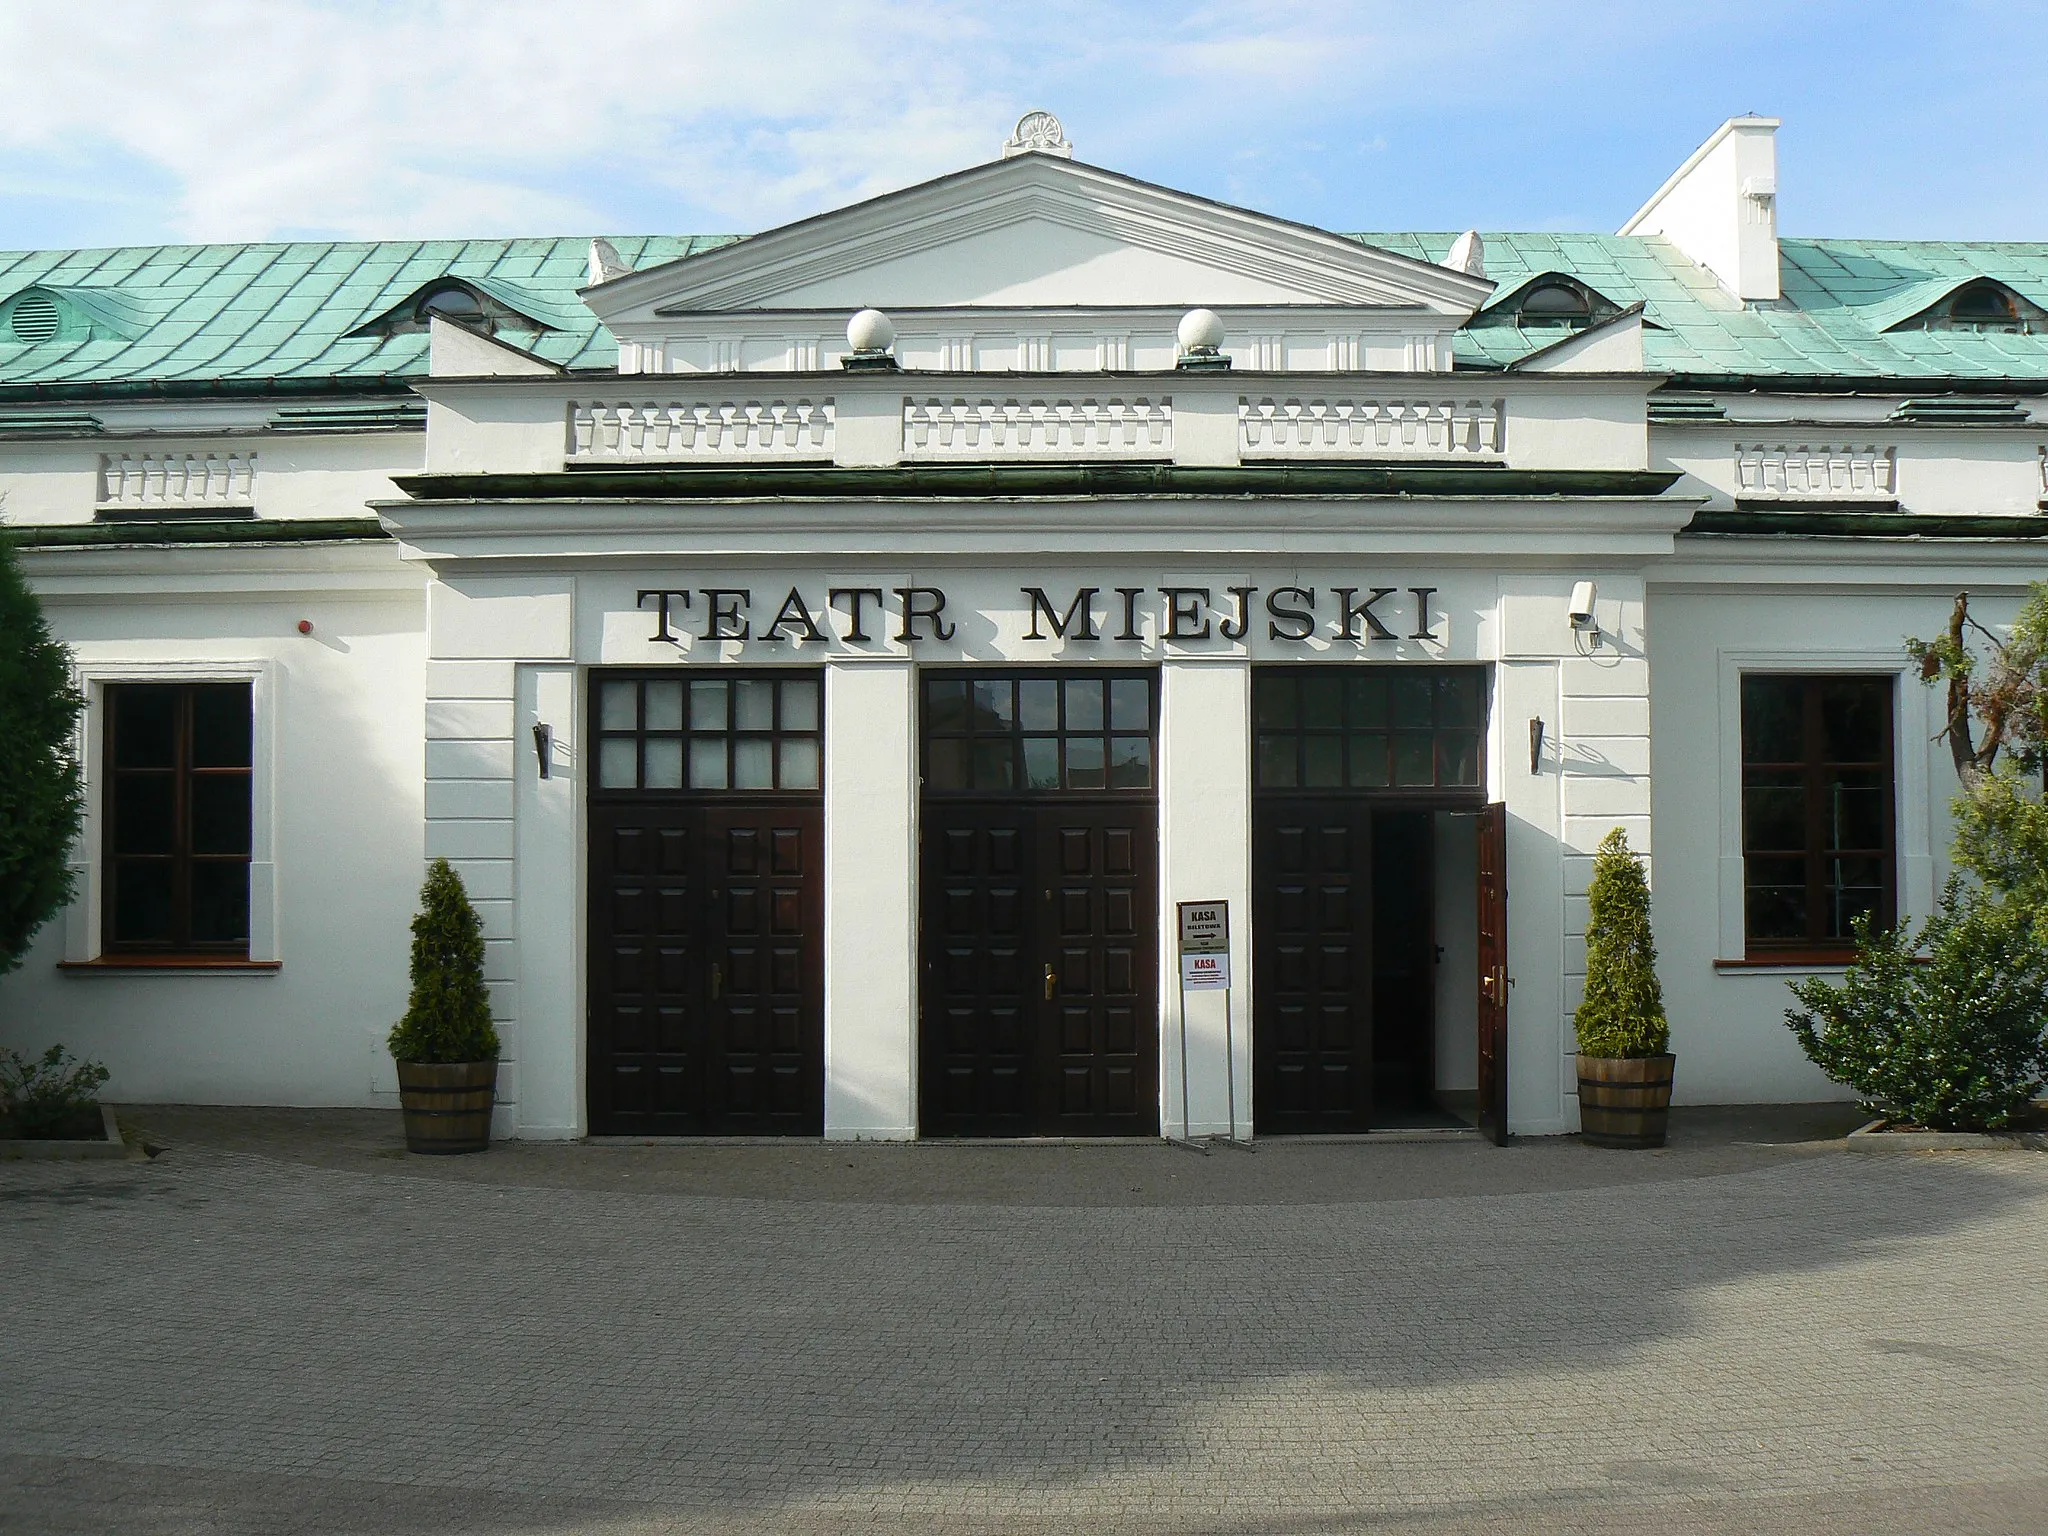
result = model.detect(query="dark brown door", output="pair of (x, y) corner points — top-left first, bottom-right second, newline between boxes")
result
(587, 804), (823, 1135)
(586, 670), (825, 1136)
(918, 670), (1159, 1138)
(1041, 807), (1153, 1132)
(1476, 800), (1509, 1145)
(1253, 803), (1375, 1133)
(920, 802), (1157, 1136)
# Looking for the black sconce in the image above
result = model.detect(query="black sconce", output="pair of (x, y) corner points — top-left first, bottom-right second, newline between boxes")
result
(533, 722), (553, 780)
(1529, 717), (1545, 774)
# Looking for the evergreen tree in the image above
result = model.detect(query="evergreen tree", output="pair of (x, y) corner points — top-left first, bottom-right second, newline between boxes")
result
(387, 858), (500, 1064)
(0, 534), (84, 974)
(1573, 827), (1669, 1058)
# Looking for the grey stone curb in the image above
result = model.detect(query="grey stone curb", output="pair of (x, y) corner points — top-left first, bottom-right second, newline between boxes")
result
(1845, 1116), (2048, 1151)
(0, 1104), (142, 1161)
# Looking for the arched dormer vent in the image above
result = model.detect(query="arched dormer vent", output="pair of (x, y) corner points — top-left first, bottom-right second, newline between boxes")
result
(1476, 272), (1622, 331)
(0, 285), (155, 346)
(345, 276), (568, 340)
(1885, 278), (2045, 335)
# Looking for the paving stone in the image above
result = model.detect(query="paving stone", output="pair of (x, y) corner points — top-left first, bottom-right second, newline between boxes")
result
(1, 1110), (2044, 1534)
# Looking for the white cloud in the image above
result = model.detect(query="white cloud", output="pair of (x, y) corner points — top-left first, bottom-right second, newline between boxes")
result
(8, 0), (2014, 246)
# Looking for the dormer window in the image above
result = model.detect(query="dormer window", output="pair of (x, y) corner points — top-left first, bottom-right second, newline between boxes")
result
(1516, 282), (1592, 326)
(346, 277), (559, 341)
(1476, 272), (1618, 331)
(419, 285), (485, 323)
(1888, 278), (2042, 335)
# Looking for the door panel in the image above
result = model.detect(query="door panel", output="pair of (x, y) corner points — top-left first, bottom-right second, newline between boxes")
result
(1039, 807), (1156, 1133)
(1476, 800), (1509, 1145)
(918, 801), (1157, 1136)
(1253, 801), (1375, 1133)
(587, 802), (822, 1135)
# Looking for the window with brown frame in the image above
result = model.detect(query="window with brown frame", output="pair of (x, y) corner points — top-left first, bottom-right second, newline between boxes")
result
(1739, 674), (1895, 958)
(104, 682), (253, 954)
(590, 671), (823, 794)
(1254, 666), (1485, 794)
(921, 671), (1156, 794)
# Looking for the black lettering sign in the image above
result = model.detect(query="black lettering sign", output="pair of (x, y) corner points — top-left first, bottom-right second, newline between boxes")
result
(1266, 586), (1316, 642)
(1115, 587), (1145, 641)
(894, 586), (955, 643)
(637, 588), (692, 644)
(764, 587), (824, 643)
(1409, 587), (1439, 641)
(1218, 586), (1257, 641)
(1023, 586), (1099, 641)
(1161, 587), (1211, 640)
(828, 587), (886, 643)
(701, 588), (751, 641)
(1334, 586), (1398, 641)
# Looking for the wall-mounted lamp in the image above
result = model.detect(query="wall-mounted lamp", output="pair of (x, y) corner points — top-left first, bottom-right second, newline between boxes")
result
(1568, 580), (1602, 651)
(533, 722), (554, 780)
(1529, 717), (1545, 774)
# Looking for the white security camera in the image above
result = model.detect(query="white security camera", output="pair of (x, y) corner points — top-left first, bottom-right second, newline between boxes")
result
(1568, 581), (1601, 649)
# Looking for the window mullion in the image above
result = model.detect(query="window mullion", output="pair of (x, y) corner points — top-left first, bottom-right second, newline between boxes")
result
(174, 685), (194, 951)
(1803, 680), (1826, 946)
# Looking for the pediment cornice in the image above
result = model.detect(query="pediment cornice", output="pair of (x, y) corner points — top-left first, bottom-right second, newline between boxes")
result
(584, 155), (1492, 320)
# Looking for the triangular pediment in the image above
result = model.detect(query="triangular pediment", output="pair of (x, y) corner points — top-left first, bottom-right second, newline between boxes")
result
(584, 154), (1492, 320)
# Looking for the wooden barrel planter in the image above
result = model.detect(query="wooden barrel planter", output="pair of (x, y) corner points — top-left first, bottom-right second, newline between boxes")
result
(395, 1060), (497, 1154)
(1576, 1053), (1676, 1149)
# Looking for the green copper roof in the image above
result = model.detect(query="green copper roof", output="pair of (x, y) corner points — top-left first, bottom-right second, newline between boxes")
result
(0, 236), (732, 392)
(1359, 232), (2048, 381)
(2, 225), (2046, 393)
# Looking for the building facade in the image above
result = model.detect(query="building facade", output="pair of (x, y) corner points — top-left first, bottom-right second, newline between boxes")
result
(4, 115), (2043, 1140)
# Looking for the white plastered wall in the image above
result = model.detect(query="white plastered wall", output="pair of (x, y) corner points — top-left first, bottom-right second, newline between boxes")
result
(1158, 658), (1253, 1140)
(0, 567), (427, 1107)
(1647, 584), (1969, 1103)
(1498, 573), (1654, 1134)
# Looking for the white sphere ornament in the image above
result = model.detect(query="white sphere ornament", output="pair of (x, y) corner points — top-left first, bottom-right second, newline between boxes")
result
(846, 308), (896, 353)
(1177, 307), (1225, 353)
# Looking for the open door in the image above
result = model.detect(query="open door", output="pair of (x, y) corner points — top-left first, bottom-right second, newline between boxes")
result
(1475, 801), (1509, 1145)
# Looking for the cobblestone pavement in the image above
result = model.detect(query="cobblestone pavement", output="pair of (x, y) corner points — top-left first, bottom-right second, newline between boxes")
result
(4, 1108), (2046, 1535)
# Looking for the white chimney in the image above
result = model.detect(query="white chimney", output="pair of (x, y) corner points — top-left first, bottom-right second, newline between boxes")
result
(1618, 117), (1780, 303)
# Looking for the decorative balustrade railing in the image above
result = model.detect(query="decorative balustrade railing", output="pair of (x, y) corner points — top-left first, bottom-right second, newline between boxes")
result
(98, 451), (258, 512)
(568, 399), (835, 460)
(1239, 397), (1505, 457)
(903, 397), (1172, 457)
(1735, 444), (1896, 498)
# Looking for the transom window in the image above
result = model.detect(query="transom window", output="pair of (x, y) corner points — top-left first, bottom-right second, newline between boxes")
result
(923, 672), (1155, 793)
(593, 671), (821, 793)
(1740, 674), (1895, 956)
(1255, 667), (1485, 792)
(104, 682), (253, 954)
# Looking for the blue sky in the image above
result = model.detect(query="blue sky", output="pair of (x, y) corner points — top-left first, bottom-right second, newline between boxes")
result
(1, 1), (2042, 251)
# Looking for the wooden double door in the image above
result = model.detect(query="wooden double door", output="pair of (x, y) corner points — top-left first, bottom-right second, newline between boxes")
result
(1252, 800), (1507, 1140)
(921, 801), (1159, 1136)
(587, 801), (824, 1136)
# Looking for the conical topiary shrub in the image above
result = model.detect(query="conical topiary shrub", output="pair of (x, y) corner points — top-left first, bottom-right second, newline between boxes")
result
(389, 858), (499, 1064)
(388, 860), (499, 1154)
(1574, 827), (1669, 1058)
(1573, 827), (1675, 1148)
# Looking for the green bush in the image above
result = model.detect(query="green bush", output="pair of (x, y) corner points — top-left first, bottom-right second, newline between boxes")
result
(0, 534), (85, 974)
(0, 1044), (110, 1137)
(387, 859), (499, 1065)
(1785, 882), (2048, 1130)
(1573, 827), (1670, 1058)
